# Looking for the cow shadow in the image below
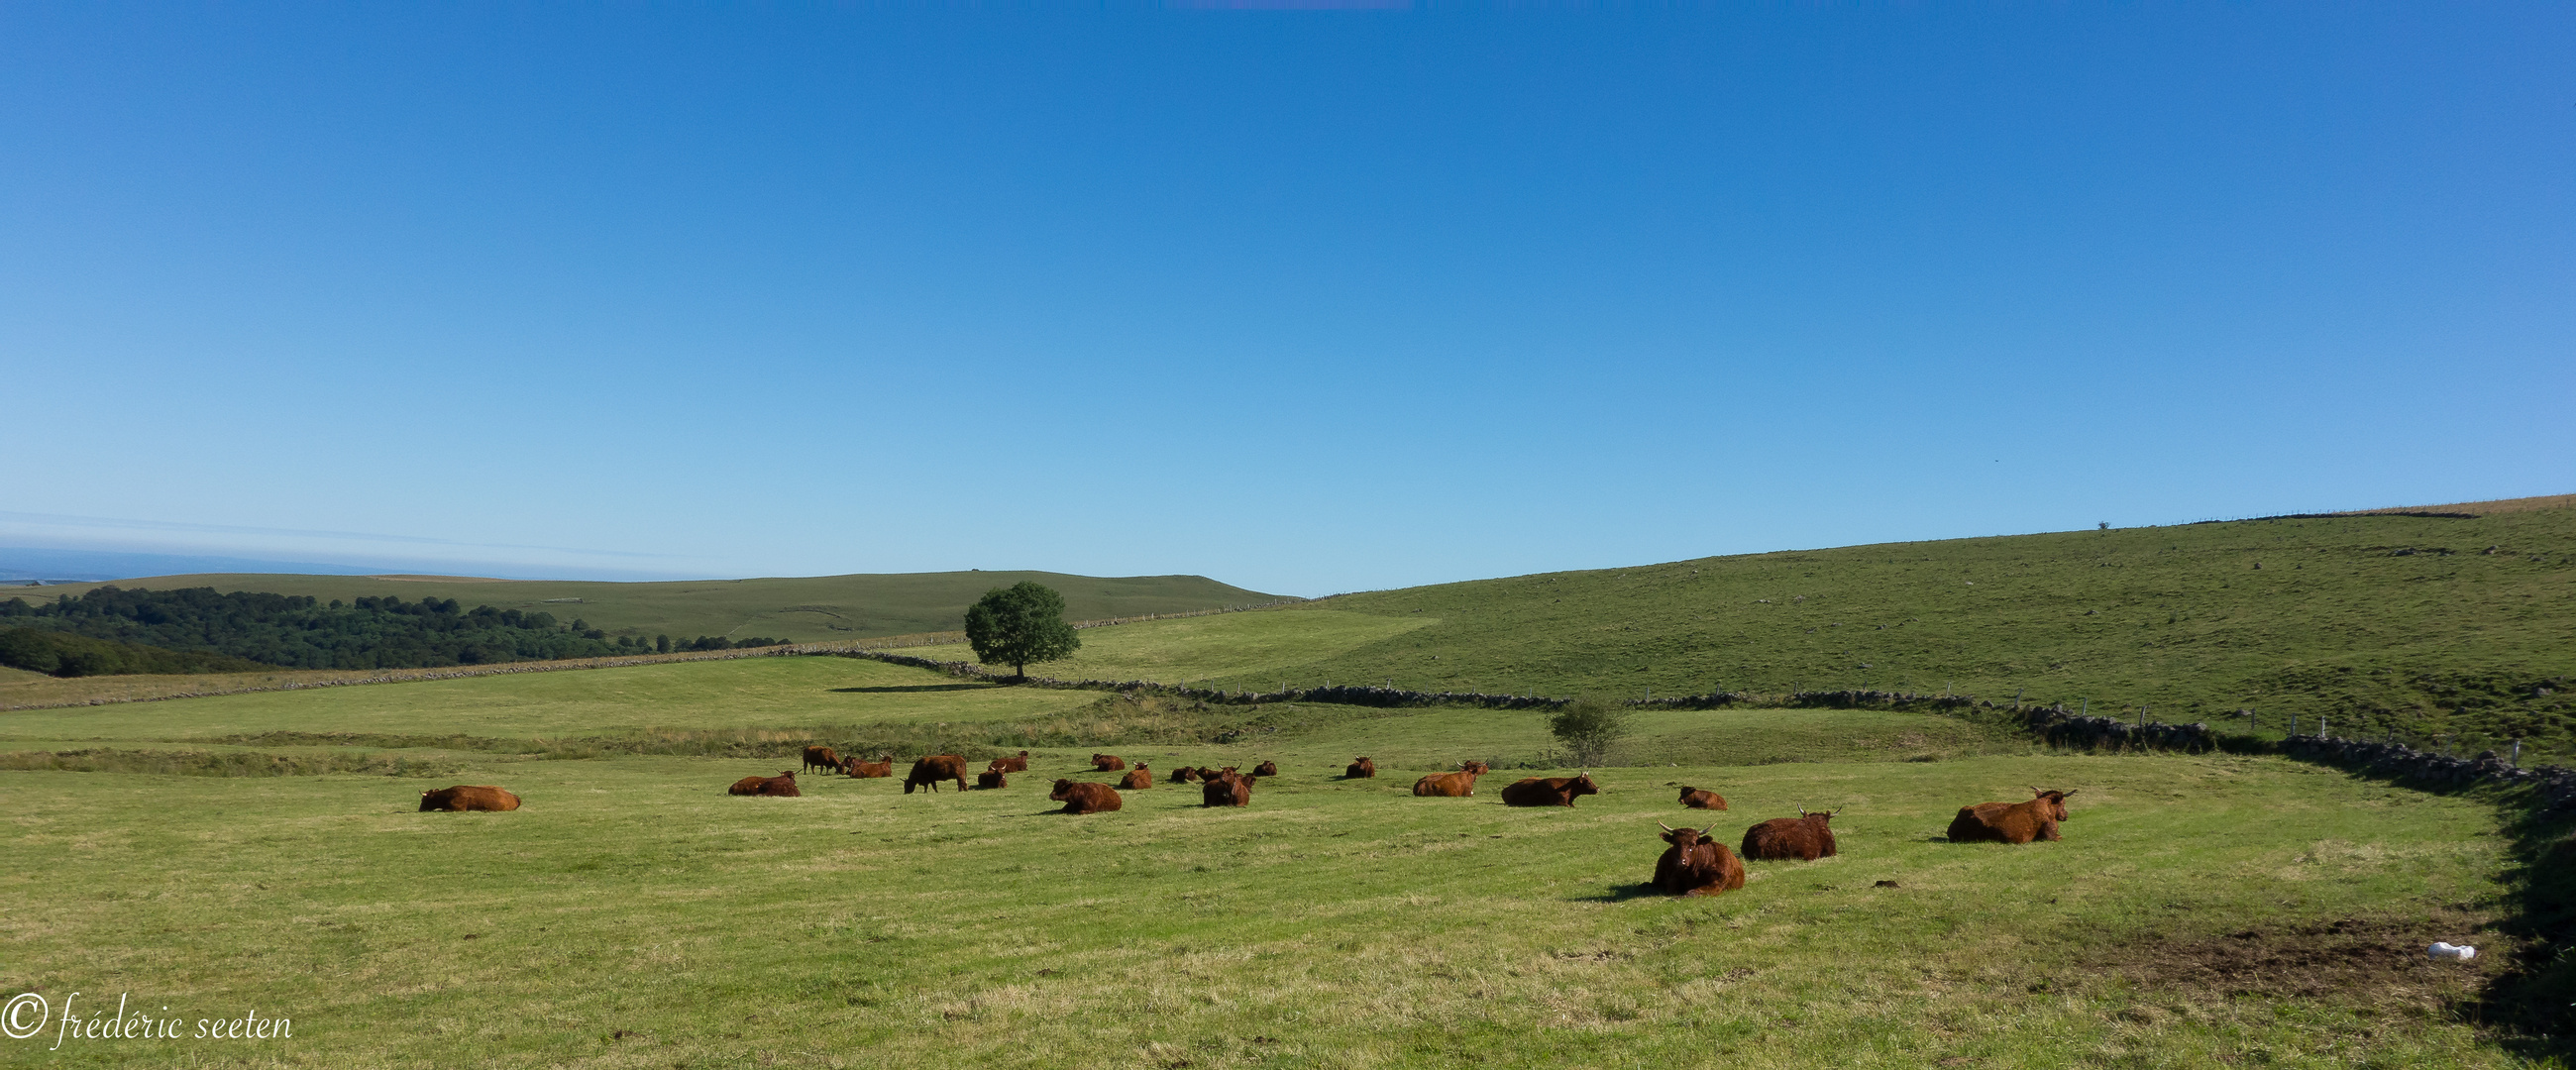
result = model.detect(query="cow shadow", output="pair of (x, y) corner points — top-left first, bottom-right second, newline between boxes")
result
(829, 684), (993, 694)
(1573, 883), (1665, 903)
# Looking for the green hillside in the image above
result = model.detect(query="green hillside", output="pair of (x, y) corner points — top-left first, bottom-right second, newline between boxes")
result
(10, 569), (1281, 646)
(912, 497), (2576, 760)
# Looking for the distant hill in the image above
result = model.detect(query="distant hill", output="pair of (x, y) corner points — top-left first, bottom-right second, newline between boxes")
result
(3, 570), (1283, 646)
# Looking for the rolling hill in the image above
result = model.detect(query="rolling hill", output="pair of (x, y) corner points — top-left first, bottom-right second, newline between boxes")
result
(2, 570), (1282, 647)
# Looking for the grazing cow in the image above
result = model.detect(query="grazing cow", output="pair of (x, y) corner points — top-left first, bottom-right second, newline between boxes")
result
(1202, 770), (1253, 807)
(1345, 757), (1377, 779)
(1092, 753), (1127, 772)
(1742, 809), (1839, 861)
(1653, 823), (1747, 897)
(1167, 765), (1202, 784)
(727, 771), (802, 798)
(976, 770), (1009, 790)
(1460, 761), (1492, 775)
(1676, 786), (1728, 810)
(1500, 773), (1599, 807)
(1948, 788), (2076, 845)
(845, 753), (894, 779)
(992, 750), (1031, 773)
(1412, 770), (1482, 798)
(802, 745), (842, 774)
(419, 785), (520, 811)
(1253, 761), (1280, 777)
(1120, 765), (1154, 791)
(905, 755), (971, 795)
(1050, 779), (1123, 814)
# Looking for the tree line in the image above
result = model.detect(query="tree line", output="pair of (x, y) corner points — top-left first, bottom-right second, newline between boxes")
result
(0, 588), (785, 675)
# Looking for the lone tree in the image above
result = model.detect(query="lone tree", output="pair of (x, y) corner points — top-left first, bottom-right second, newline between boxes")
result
(963, 581), (1081, 681)
(1548, 696), (1630, 767)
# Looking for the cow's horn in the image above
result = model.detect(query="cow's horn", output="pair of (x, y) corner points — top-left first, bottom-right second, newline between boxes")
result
(2061, 789), (2078, 797)
(1700, 825), (1716, 837)
(1659, 822), (1677, 833)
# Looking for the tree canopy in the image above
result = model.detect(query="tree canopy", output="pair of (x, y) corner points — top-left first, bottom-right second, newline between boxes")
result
(1547, 696), (1630, 767)
(962, 581), (1081, 680)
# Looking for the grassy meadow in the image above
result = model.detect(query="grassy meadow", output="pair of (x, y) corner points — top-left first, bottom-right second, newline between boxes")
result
(7, 569), (1279, 646)
(0, 654), (2542, 1068)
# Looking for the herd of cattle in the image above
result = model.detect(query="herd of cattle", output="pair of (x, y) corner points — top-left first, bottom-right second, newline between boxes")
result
(418, 746), (2076, 899)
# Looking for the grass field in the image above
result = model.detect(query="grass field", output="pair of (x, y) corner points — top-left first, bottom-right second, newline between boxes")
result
(0, 654), (2539, 1068)
(909, 502), (2576, 762)
(6, 569), (1281, 646)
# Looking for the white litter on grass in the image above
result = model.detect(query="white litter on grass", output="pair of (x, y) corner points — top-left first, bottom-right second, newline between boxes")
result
(2429, 942), (2477, 960)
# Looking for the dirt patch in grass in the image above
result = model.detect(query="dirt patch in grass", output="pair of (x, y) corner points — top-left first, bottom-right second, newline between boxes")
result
(2101, 910), (2501, 1006)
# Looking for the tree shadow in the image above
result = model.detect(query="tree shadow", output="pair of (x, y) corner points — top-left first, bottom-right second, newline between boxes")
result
(828, 684), (995, 694)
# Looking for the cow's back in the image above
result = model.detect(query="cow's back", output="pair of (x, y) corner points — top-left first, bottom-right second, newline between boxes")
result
(420, 785), (520, 811)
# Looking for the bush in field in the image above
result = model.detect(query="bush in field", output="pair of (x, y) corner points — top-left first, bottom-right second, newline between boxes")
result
(964, 582), (1081, 681)
(1548, 696), (1629, 766)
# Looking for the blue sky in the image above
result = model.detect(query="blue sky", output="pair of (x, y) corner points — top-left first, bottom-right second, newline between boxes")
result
(3, 4), (2568, 594)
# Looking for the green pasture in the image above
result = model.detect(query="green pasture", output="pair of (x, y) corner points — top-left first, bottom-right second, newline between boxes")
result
(909, 609), (1430, 687)
(12, 568), (1278, 645)
(0, 655), (2539, 1067)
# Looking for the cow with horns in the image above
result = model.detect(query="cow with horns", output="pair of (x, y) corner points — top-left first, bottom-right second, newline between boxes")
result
(1948, 788), (2075, 844)
(1652, 823), (1746, 897)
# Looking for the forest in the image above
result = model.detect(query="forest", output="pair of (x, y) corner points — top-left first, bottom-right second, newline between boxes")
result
(0, 587), (785, 674)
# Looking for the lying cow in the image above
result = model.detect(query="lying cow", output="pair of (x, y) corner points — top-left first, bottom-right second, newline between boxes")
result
(727, 771), (802, 798)
(1253, 761), (1280, 777)
(419, 785), (521, 811)
(1167, 766), (1203, 785)
(1345, 757), (1376, 779)
(992, 750), (1031, 773)
(1742, 808), (1838, 861)
(1949, 788), (2075, 844)
(802, 745), (842, 774)
(1676, 786), (1728, 810)
(1202, 770), (1253, 807)
(1092, 753), (1127, 771)
(1120, 765), (1154, 791)
(845, 754), (895, 778)
(1653, 823), (1746, 897)
(1500, 773), (1599, 807)
(905, 755), (970, 795)
(1413, 770), (1482, 798)
(976, 770), (1009, 790)
(1050, 779), (1123, 814)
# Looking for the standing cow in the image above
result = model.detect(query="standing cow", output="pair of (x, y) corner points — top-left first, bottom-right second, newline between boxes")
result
(802, 746), (842, 774)
(1652, 823), (1746, 897)
(1050, 779), (1123, 814)
(1500, 773), (1599, 807)
(419, 785), (521, 811)
(1345, 757), (1377, 779)
(1948, 788), (2075, 844)
(1742, 808), (1839, 861)
(905, 755), (971, 794)
(1676, 786), (1728, 810)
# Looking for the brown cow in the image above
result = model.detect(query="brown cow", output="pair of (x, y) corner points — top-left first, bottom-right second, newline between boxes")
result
(419, 785), (520, 811)
(1676, 786), (1728, 810)
(1413, 770), (1482, 798)
(1202, 770), (1253, 807)
(802, 745), (842, 774)
(727, 771), (802, 798)
(1196, 767), (1225, 781)
(1500, 773), (1599, 807)
(1253, 761), (1280, 777)
(1949, 788), (2076, 844)
(1050, 779), (1123, 814)
(1742, 808), (1838, 861)
(976, 770), (1009, 790)
(905, 755), (971, 795)
(1092, 753), (1127, 771)
(1120, 765), (1154, 791)
(845, 754), (894, 778)
(1345, 757), (1376, 779)
(992, 750), (1031, 773)
(1460, 760), (1492, 775)
(1652, 823), (1746, 897)
(1167, 765), (1202, 784)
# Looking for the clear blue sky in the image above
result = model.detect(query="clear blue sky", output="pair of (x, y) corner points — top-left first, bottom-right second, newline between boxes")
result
(3, 4), (2568, 595)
